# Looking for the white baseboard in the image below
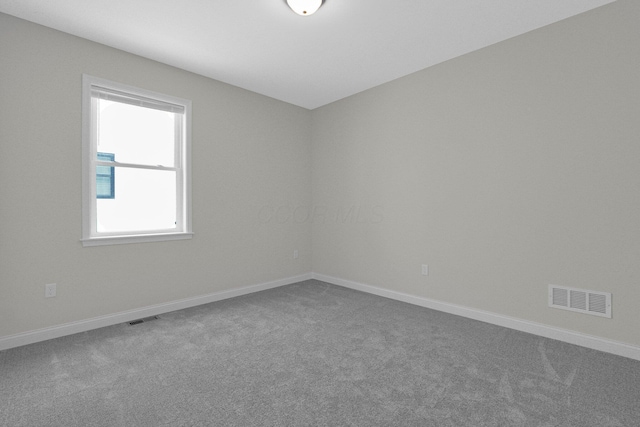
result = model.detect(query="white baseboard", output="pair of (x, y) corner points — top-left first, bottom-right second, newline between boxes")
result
(312, 272), (640, 361)
(5, 271), (639, 362)
(0, 273), (313, 352)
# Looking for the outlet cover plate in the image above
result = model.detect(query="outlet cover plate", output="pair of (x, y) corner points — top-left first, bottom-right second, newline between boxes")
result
(45, 283), (56, 298)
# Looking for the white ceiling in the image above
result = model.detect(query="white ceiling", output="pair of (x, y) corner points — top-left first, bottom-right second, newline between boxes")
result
(0, 0), (616, 109)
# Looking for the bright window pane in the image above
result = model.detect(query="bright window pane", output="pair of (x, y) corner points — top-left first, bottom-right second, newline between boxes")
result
(97, 168), (176, 233)
(97, 99), (176, 167)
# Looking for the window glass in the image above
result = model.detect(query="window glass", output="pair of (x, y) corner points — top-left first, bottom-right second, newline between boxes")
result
(96, 152), (115, 199)
(97, 168), (177, 233)
(97, 99), (175, 167)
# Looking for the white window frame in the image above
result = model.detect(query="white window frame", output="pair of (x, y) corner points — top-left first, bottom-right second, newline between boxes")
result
(81, 74), (193, 247)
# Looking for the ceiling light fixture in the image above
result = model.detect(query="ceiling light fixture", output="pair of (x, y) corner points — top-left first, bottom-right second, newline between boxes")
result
(286, 0), (323, 16)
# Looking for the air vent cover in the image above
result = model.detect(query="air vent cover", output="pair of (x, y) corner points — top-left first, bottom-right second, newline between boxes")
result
(128, 316), (159, 325)
(548, 285), (611, 318)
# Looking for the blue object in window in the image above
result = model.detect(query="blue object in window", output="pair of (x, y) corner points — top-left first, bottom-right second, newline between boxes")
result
(97, 152), (115, 199)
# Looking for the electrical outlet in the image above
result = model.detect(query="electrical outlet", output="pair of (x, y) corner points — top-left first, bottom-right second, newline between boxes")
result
(421, 264), (429, 276)
(293, 250), (299, 259)
(45, 283), (57, 298)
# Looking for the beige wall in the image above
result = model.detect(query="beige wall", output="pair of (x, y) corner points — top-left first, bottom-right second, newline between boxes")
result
(0, 13), (312, 337)
(311, 0), (640, 346)
(2, 0), (639, 349)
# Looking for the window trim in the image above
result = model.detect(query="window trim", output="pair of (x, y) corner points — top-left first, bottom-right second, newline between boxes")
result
(81, 74), (193, 247)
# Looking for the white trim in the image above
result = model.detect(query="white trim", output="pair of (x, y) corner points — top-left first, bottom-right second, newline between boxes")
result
(312, 272), (640, 362)
(81, 231), (194, 247)
(5, 271), (638, 361)
(0, 273), (312, 352)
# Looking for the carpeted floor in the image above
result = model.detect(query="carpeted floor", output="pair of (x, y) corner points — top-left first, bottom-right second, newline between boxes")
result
(1, 280), (639, 426)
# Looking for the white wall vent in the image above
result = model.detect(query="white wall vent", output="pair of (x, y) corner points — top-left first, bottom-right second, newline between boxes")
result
(548, 285), (611, 318)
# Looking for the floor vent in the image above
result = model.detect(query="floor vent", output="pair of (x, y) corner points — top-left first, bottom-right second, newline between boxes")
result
(548, 285), (611, 318)
(128, 316), (159, 326)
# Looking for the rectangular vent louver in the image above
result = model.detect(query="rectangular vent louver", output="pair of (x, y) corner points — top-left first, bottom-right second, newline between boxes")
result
(549, 285), (611, 318)
(128, 316), (159, 326)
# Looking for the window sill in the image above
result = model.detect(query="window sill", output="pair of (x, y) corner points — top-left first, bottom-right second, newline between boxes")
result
(81, 232), (193, 247)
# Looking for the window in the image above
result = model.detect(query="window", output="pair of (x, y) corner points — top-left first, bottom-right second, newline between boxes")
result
(96, 152), (115, 199)
(82, 75), (192, 246)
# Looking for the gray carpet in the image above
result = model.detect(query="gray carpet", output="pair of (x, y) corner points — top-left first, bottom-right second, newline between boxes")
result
(1, 280), (639, 426)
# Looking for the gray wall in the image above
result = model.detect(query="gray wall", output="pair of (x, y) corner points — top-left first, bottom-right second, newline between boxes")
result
(2, 0), (639, 349)
(311, 0), (640, 347)
(0, 13), (312, 337)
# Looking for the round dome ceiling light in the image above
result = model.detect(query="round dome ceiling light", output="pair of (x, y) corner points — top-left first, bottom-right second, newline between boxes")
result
(286, 0), (323, 16)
